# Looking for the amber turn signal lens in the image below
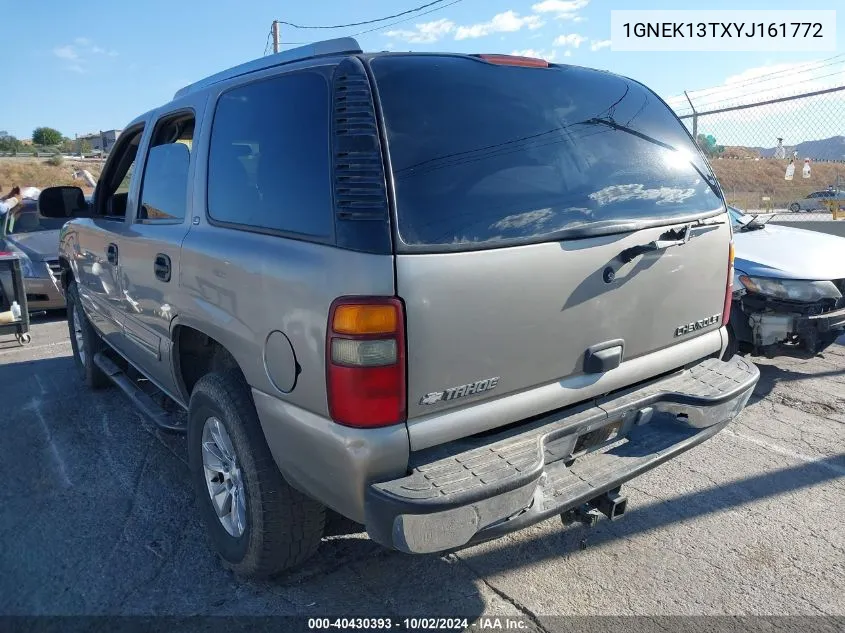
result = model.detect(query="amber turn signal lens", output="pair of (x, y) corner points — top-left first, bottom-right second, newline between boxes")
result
(332, 304), (398, 335)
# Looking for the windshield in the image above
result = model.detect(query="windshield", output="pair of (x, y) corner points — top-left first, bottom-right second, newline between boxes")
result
(6, 209), (68, 234)
(371, 55), (724, 250)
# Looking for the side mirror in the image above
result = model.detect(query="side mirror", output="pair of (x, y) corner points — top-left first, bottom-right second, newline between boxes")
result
(37, 186), (91, 218)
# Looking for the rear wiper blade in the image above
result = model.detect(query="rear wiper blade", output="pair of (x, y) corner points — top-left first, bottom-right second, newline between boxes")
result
(618, 223), (693, 264)
(584, 117), (723, 198)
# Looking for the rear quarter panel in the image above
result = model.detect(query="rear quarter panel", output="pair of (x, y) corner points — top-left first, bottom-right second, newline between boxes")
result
(174, 58), (398, 416)
(177, 226), (396, 417)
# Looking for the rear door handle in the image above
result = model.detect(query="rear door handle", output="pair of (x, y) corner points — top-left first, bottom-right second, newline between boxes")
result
(584, 339), (625, 374)
(106, 243), (118, 265)
(154, 253), (171, 282)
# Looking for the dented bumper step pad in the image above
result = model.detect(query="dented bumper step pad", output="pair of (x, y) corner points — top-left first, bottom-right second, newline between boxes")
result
(365, 356), (759, 554)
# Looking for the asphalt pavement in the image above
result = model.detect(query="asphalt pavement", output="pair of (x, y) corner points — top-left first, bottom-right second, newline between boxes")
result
(1, 314), (843, 625)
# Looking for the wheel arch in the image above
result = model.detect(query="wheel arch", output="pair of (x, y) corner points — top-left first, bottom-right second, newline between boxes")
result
(171, 319), (250, 402)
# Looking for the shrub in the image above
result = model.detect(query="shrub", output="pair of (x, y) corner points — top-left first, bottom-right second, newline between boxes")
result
(46, 153), (64, 167)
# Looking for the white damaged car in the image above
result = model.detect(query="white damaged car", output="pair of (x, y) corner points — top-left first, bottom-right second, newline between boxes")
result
(727, 206), (845, 357)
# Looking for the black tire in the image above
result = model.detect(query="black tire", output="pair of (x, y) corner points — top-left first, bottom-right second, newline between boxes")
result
(66, 280), (109, 389)
(188, 371), (325, 578)
(789, 203), (800, 213)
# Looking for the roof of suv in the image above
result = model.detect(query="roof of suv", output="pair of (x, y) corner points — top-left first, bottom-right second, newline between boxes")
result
(173, 37), (364, 100)
(170, 36), (612, 105)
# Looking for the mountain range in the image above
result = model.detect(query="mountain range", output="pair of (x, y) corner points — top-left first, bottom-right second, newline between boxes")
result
(751, 135), (845, 161)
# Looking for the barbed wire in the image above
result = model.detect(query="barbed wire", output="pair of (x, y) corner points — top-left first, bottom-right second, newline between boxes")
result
(672, 61), (845, 117)
(683, 53), (845, 100)
(676, 69), (845, 117)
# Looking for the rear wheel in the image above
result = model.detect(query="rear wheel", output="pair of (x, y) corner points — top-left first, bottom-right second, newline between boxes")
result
(66, 280), (108, 389)
(789, 203), (800, 213)
(188, 371), (326, 578)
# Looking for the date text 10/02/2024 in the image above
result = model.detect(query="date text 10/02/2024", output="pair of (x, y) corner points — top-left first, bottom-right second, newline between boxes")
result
(307, 617), (528, 630)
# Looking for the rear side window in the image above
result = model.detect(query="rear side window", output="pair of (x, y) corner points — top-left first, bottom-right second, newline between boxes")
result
(139, 144), (190, 222)
(139, 113), (194, 223)
(207, 71), (333, 238)
(371, 56), (723, 249)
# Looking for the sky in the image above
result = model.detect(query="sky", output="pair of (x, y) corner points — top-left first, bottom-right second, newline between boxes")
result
(2, 0), (843, 146)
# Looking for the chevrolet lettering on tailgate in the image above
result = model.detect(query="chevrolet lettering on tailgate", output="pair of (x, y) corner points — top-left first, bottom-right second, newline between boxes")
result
(675, 314), (720, 337)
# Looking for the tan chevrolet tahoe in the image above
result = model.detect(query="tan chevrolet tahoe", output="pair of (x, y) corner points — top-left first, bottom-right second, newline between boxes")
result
(38, 38), (759, 578)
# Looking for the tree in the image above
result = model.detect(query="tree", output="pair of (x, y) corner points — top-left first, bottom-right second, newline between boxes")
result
(0, 133), (22, 153)
(696, 133), (724, 158)
(32, 126), (63, 146)
(59, 138), (93, 154)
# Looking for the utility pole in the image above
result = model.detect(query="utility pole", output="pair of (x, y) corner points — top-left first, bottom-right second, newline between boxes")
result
(272, 20), (280, 54)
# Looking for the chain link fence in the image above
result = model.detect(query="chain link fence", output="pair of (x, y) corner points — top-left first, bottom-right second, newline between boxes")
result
(670, 79), (845, 213)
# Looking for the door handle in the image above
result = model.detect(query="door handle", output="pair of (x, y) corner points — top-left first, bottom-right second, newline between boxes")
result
(584, 339), (625, 374)
(154, 253), (171, 282)
(106, 243), (118, 265)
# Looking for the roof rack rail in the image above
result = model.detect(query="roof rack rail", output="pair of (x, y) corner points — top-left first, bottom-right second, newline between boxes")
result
(173, 37), (363, 100)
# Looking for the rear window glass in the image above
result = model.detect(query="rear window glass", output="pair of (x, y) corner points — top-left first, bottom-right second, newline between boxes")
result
(371, 55), (723, 249)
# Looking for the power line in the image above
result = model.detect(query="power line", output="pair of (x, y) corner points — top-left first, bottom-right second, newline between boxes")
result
(263, 26), (273, 55)
(686, 53), (845, 99)
(352, 0), (466, 37)
(689, 67), (845, 112)
(264, 0), (466, 55)
(275, 0), (453, 30)
(691, 59), (845, 110)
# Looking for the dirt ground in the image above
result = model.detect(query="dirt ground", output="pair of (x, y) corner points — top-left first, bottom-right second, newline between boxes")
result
(0, 157), (102, 196)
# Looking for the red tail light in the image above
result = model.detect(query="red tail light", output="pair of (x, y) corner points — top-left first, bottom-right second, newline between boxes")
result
(326, 297), (406, 428)
(723, 241), (735, 325)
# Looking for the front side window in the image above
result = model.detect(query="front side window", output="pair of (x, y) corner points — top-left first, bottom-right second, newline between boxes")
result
(98, 127), (144, 220)
(207, 71), (333, 238)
